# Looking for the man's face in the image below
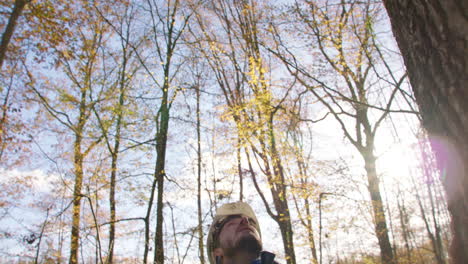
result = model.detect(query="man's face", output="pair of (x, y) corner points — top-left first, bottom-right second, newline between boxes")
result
(216, 214), (262, 257)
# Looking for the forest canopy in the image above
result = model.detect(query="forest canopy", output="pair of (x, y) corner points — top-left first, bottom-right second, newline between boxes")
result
(0, 0), (457, 264)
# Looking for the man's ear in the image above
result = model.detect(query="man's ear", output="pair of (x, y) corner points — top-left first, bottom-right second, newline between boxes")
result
(213, 247), (224, 258)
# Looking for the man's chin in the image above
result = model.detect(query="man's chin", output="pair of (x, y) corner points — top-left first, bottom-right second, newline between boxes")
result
(236, 234), (263, 254)
(222, 233), (262, 258)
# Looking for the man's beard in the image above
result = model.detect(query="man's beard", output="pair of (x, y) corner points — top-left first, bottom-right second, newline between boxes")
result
(223, 233), (263, 258)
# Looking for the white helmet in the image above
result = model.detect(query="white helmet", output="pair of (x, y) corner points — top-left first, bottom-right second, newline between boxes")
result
(206, 202), (262, 264)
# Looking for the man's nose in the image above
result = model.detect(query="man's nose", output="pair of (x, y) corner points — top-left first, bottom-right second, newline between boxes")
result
(240, 216), (250, 225)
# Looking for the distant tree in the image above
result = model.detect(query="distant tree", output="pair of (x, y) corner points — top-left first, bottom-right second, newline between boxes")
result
(91, 2), (142, 262)
(284, 120), (319, 264)
(23, 2), (112, 262)
(176, 49), (208, 263)
(382, 1), (468, 263)
(190, 1), (299, 262)
(268, 1), (415, 263)
(134, 0), (190, 262)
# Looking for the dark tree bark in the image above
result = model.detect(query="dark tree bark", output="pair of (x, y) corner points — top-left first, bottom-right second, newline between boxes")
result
(154, 95), (169, 264)
(0, 0), (29, 69)
(382, 1), (468, 263)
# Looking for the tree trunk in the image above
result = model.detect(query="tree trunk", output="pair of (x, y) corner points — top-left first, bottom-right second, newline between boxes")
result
(268, 119), (297, 264)
(247, 146), (297, 264)
(0, 78), (13, 161)
(106, 137), (117, 262)
(296, 148), (318, 263)
(363, 151), (395, 264)
(304, 197), (318, 264)
(154, 83), (169, 264)
(419, 184), (446, 264)
(277, 211), (296, 264)
(106, 44), (128, 263)
(396, 192), (413, 264)
(237, 135), (244, 201)
(196, 84), (206, 264)
(143, 181), (156, 263)
(382, 1), (468, 263)
(427, 181), (446, 264)
(0, 0), (29, 69)
(69, 88), (88, 264)
(69, 135), (84, 264)
(107, 115), (121, 264)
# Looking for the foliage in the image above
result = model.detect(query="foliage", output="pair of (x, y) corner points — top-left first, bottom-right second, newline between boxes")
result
(0, 0), (451, 263)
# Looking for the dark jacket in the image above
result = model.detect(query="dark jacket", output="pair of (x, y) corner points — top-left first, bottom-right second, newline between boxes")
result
(259, 251), (279, 264)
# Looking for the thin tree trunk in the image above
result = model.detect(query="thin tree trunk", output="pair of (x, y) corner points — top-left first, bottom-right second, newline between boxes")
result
(420, 134), (447, 264)
(248, 147), (296, 264)
(107, 142), (118, 263)
(250, 116), (297, 264)
(298, 152), (318, 263)
(143, 179), (156, 263)
(145, 0), (185, 261)
(106, 39), (129, 263)
(291, 124), (317, 263)
(196, 84), (205, 264)
(68, 86), (90, 264)
(383, 176), (398, 261)
(397, 191), (413, 263)
(414, 177), (442, 264)
(0, 0), (29, 69)
(304, 196), (318, 263)
(237, 135), (243, 201)
(277, 213), (296, 264)
(268, 122), (297, 264)
(107, 97), (123, 264)
(0, 74), (14, 161)
(154, 82), (169, 264)
(69, 129), (85, 264)
(34, 208), (49, 264)
(363, 151), (395, 264)
(427, 182), (446, 264)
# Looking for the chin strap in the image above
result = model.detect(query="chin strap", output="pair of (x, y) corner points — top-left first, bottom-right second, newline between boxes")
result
(216, 256), (222, 264)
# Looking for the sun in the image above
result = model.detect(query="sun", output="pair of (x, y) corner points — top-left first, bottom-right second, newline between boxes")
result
(375, 132), (419, 185)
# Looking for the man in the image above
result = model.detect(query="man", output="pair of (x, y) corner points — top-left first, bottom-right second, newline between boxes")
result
(206, 201), (279, 264)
